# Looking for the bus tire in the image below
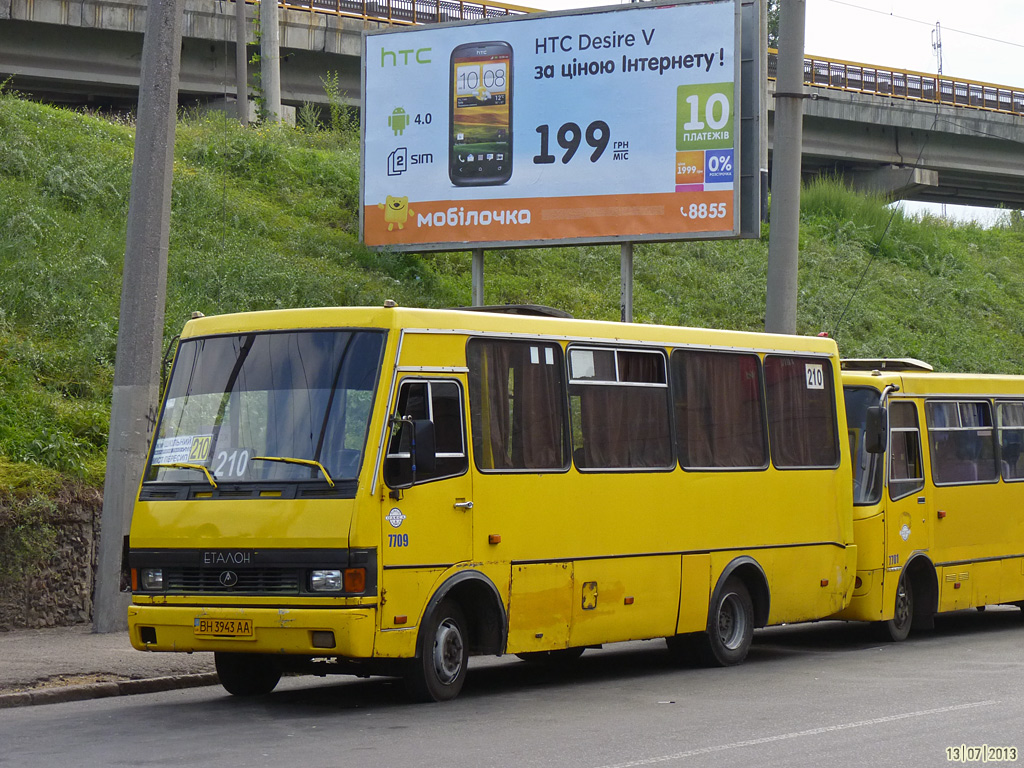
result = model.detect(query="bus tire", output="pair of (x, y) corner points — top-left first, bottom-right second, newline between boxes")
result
(515, 647), (585, 665)
(214, 652), (281, 696)
(884, 573), (914, 642)
(696, 577), (754, 667)
(405, 599), (468, 703)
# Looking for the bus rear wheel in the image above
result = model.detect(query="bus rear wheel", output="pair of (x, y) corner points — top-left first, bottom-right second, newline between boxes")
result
(405, 600), (468, 702)
(883, 574), (914, 642)
(214, 652), (282, 696)
(696, 577), (754, 667)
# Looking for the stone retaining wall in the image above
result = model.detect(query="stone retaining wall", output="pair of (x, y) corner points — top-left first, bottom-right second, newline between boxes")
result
(0, 487), (102, 630)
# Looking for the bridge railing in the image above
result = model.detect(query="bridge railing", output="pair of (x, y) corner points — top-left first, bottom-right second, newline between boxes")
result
(768, 49), (1024, 117)
(261, 0), (1024, 116)
(276, 0), (530, 24)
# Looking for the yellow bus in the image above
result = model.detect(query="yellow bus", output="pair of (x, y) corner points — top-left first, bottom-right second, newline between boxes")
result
(127, 304), (857, 700)
(839, 359), (1024, 639)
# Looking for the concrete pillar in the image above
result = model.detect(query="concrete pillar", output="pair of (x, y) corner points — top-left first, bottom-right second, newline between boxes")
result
(93, 0), (183, 632)
(765, 0), (805, 335)
(260, 0), (282, 122)
(235, 0), (248, 125)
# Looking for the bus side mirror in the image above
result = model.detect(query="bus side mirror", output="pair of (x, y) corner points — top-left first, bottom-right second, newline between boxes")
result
(385, 418), (437, 490)
(410, 419), (437, 475)
(864, 406), (887, 454)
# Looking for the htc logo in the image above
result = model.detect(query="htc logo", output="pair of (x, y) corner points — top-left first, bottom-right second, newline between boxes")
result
(381, 47), (432, 66)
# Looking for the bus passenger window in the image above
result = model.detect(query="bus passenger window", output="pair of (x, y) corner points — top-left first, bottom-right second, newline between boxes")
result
(888, 401), (924, 500)
(467, 339), (568, 471)
(997, 401), (1024, 481)
(764, 356), (839, 469)
(926, 400), (997, 485)
(385, 380), (467, 486)
(568, 347), (672, 470)
(671, 350), (766, 469)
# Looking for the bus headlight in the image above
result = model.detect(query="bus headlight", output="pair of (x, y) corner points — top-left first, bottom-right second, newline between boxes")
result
(140, 568), (164, 591)
(310, 569), (343, 592)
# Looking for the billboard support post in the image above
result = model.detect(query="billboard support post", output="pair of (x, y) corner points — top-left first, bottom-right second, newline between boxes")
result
(472, 249), (484, 306)
(620, 242), (633, 323)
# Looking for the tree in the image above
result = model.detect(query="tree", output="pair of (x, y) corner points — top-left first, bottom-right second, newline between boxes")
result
(767, 0), (780, 50)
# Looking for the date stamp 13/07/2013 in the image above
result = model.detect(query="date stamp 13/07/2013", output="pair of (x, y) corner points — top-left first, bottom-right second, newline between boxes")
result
(946, 745), (1018, 763)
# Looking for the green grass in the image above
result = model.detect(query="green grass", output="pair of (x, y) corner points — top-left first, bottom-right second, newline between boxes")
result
(1, 91), (1023, 499)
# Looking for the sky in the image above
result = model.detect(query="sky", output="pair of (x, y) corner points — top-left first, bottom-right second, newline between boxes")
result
(522, 0), (1024, 225)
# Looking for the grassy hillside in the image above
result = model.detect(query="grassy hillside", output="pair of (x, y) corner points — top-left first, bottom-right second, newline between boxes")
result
(2, 90), (1023, 505)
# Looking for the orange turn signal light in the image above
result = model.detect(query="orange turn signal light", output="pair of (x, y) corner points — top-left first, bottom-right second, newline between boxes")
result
(488, 534), (502, 545)
(344, 568), (366, 593)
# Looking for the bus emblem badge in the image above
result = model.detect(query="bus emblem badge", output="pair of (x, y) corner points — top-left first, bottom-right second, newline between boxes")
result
(219, 571), (239, 587)
(387, 508), (406, 528)
(899, 524), (911, 542)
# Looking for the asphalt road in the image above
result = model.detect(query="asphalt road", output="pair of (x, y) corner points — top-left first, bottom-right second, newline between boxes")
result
(2, 608), (1022, 768)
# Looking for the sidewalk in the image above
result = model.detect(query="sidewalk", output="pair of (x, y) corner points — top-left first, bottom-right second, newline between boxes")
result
(0, 625), (217, 708)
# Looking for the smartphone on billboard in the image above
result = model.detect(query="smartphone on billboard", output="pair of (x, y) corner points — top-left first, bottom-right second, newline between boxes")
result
(449, 41), (513, 187)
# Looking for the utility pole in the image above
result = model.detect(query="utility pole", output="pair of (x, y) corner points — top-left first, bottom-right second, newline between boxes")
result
(235, 0), (248, 125)
(93, 0), (183, 632)
(765, 0), (805, 335)
(260, 0), (282, 123)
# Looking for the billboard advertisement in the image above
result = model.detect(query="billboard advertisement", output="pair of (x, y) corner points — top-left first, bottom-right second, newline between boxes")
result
(361, 0), (742, 251)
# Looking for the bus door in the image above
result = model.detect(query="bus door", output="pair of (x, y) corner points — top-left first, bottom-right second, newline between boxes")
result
(884, 398), (928, 604)
(926, 399), (1002, 609)
(379, 377), (473, 629)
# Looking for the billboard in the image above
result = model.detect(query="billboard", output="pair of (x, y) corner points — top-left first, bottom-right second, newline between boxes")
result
(361, 0), (743, 251)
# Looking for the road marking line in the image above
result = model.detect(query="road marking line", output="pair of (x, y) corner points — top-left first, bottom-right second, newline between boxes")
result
(593, 700), (1000, 768)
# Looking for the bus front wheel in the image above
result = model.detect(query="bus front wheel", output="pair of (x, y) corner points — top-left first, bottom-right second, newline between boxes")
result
(696, 577), (754, 667)
(884, 574), (914, 642)
(405, 599), (469, 702)
(214, 652), (281, 696)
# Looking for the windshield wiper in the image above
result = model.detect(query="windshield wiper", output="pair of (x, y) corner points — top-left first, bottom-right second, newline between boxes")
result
(250, 456), (335, 487)
(154, 462), (219, 488)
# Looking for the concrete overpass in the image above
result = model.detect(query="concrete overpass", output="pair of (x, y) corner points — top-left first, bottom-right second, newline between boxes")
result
(2, 0), (1023, 208)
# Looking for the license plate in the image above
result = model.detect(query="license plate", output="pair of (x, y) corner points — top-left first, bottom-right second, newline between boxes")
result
(194, 618), (253, 637)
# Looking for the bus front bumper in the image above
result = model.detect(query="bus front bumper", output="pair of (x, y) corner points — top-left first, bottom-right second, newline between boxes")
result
(128, 604), (377, 657)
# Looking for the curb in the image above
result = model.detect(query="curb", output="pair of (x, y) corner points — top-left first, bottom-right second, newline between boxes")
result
(0, 672), (220, 709)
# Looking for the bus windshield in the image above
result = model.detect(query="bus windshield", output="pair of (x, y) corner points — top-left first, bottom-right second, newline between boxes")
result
(145, 330), (386, 486)
(843, 386), (883, 505)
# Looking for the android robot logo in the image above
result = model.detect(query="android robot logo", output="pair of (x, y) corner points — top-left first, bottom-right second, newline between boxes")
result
(389, 107), (411, 136)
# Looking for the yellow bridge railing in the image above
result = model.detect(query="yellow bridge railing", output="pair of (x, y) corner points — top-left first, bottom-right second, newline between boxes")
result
(265, 0), (1024, 117)
(275, 0), (531, 25)
(768, 49), (1024, 117)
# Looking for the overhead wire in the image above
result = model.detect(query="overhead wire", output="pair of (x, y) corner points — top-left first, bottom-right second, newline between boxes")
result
(828, 109), (940, 340)
(821, 0), (1024, 51)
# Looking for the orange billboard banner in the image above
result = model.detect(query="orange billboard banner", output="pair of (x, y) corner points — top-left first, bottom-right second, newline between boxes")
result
(365, 191), (734, 246)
